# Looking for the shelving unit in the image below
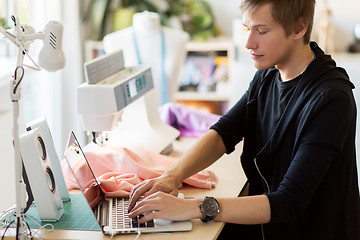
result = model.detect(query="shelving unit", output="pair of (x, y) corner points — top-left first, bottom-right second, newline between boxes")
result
(175, 36), (235, 114)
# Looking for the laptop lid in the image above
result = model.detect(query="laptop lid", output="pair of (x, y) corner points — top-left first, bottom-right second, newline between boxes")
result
(63, 131), (104, 204)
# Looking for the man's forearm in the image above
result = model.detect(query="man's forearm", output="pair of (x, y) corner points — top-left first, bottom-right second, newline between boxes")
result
(215, 195), (271, 224)
(165, 129), (227, 186)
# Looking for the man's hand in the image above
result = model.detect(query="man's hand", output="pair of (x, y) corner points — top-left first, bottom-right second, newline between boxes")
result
(128, 173), (179, 211)
(128, 192), (202, 223)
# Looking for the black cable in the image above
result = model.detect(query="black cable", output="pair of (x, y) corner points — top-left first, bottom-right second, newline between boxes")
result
(15, 216), (20, 240)
(22, 164), (34, 213)
(13, 66), (25, 95)
(11, 15), (16, 26)
(2, 219), (15, 240)
(1, 215), (34, 240)
(92, 132), (97, 144)
(24, 219), (33, 240)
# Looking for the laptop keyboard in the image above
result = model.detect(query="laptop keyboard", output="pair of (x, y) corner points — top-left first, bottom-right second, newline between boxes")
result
(112, 198), (155, 229)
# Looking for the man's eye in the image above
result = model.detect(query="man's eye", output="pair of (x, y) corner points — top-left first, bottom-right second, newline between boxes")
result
(258, 30), (267, 35)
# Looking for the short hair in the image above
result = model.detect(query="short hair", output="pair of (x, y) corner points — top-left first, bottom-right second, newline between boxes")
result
(240, 0), (316, 44)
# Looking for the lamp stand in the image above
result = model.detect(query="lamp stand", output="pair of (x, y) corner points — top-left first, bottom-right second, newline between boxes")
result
(1, 16), (48, 239)
(11, 61), (27, 240)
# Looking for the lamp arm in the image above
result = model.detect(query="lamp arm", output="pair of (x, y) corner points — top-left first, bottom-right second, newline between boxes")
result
(0, 28), (42, 71)
(20, 32), (44, 71)
(23, 32), (44, 42)
(17, 42), (41, 71)
(0, 26), (17, 45)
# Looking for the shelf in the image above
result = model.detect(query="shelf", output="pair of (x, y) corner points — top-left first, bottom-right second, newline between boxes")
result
(177, 36), (235, 114)
(185, 36), (235, 61)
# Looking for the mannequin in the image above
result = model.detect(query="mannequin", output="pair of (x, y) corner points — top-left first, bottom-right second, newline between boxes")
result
(103, 11), (190, 105)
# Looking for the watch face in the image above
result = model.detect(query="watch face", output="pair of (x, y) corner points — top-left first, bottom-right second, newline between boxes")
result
(202, 197), (219, 217)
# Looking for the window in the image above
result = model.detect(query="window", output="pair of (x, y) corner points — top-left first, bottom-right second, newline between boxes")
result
(0, 0), (15, 113)
(0, 0), (62, 124)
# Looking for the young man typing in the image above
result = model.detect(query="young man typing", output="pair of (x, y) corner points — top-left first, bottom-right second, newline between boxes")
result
(128, 0), (360, 239)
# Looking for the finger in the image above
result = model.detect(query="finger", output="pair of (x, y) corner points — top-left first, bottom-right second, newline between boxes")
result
(129, 192), (164, 217)
(169, 189), (179, 197)
(142, 183), (163, 198)
(129, 180), (154, 210)
(136, 211), (160, 224)
(130, 193), (157, 213)
(129, 189), (143, 211)
(129, 202), (158, 220)
(132, 179), (164, 201)
(129, 180), (146, 199)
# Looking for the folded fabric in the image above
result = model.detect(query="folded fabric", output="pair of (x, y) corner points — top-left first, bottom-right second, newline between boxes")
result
(62, 144), (217, 208)
(159, 102), (221, 137)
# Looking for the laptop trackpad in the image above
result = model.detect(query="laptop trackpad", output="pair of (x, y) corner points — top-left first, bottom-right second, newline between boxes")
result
(154, 218), (172, 226)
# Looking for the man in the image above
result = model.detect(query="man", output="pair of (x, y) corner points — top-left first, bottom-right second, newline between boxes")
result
(128, 0), (360, 239)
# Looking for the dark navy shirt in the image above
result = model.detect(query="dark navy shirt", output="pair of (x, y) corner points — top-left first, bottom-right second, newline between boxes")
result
(210, 42), (359, 239)
(260, 71), (301, 144)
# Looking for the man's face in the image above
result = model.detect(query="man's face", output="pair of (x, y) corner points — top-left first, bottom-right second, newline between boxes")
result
(242, 3), (295, 70)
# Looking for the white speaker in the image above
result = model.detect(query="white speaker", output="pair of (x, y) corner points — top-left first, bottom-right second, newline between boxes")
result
(19, 127), (64, 222)
(26, 117), (70, 202)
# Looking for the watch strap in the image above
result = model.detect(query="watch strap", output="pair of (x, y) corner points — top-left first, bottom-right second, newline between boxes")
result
(201, 215), (214, 223)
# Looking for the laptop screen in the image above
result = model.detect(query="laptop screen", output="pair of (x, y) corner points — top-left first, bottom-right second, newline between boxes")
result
(63, 131), (104, 207)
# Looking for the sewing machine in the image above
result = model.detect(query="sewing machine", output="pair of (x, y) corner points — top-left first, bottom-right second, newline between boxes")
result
(77, 50), (179, 154)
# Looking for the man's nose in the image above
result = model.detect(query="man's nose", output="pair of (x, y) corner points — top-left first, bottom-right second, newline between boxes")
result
(244, 30), (257, 51)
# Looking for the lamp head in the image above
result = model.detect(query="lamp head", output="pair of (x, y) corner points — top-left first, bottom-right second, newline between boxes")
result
(38, 21), (65, 72)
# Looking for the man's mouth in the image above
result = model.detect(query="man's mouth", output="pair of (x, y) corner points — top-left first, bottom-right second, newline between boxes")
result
(250, 52), (264, 60)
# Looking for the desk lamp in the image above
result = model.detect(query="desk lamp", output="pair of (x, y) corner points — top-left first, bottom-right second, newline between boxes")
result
(0, 16), (65, 239)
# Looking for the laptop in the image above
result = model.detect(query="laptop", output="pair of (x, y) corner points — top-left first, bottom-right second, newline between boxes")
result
(63, 131), (192, 235)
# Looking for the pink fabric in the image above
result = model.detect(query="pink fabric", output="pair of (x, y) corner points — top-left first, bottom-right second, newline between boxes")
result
(62, 144), (217, 208)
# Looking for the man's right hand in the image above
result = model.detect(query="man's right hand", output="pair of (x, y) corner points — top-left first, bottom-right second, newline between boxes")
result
(128, 173), (179, 211)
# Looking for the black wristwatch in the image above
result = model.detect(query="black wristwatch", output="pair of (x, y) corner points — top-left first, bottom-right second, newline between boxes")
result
(199, 196), (220, 222)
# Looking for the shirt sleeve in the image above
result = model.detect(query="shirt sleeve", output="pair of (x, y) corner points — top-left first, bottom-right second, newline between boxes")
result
(265, 88), (355, 223)
(210, 92), (248, 154)
(210, 70), (264, 154)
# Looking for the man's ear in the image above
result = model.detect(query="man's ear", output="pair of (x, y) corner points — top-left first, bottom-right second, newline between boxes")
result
(293, 17), (307, 40)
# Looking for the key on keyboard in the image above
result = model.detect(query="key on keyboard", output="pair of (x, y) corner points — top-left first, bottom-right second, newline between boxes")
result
(112, 198), (154, 229)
